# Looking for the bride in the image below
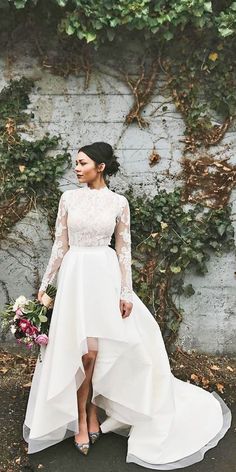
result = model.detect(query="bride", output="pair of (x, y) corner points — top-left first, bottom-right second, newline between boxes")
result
(23, 141), (231, 469)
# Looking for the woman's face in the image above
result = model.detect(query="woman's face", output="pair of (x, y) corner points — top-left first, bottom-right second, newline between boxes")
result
(75, 151), (105, 183)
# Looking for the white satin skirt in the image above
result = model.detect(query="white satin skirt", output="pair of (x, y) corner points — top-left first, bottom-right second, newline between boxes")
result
(23, 245), (232, 469)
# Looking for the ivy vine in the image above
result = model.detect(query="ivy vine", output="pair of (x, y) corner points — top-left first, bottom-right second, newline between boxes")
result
(116, 186), (234, 348)
(164, 36), (236, 153)
(0, 76), (235, 347)
(0, 2), (235, 155)
(0, 1), (235, 346)
(0, 77), (71, 241)
(7, 0), (236, 43)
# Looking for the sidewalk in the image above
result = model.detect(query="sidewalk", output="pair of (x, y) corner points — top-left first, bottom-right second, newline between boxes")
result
(27, 407), (236, 472)
(0, 344), (235, 472)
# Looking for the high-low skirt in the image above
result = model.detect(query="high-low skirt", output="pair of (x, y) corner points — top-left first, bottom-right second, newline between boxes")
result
(23, 245), (232, 469)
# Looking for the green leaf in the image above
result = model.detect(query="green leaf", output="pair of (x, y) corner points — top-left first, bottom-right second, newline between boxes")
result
(85, 32), (97, 43)
(110, 18), (119, 27)
(195, 252), (204, 262)
(167, 319), (179, 332)
(196, 16), (206, 28)
(170, 265), (182, 273)
(204, 2), (212, 13)
(217, 224), (226, 236)
(56, 0), (68, 6)
(107, 29), (116, 41)
(163, 30), (174, 40)
(77, 30), (86, 39)
(155, 214), (162, 222)
(150, 26), (159, 34)
(14, 0), (27, 9)
(183, 284), (195, 297)
(39, 314), (48, 323)
(219, 27), (234, 37)
(66, 25), (75, 35)
(170, 246), (179, 253)
(209, 241), (219, 248)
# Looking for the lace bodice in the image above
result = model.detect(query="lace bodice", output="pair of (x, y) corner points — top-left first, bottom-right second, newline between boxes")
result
(39, 186), (133, 302)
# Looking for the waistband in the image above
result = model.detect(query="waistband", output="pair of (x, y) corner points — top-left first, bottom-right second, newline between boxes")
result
(69, 245), (113, 251)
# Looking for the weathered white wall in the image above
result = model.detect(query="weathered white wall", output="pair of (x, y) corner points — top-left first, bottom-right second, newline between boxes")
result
(0, 50), (235, 354)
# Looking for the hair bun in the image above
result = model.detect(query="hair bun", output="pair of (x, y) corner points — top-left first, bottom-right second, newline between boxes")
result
(105, 153), (120, 176)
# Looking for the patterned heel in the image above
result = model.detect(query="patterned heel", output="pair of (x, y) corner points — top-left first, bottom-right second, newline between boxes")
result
(88, 427), (102, 444)
(74, 438), (90, 455)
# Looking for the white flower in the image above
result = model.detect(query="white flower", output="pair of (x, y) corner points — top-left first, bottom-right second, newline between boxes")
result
(13, 295), (27, 312)
(21, 300), (32, 313)
(10, 325), (17, 334)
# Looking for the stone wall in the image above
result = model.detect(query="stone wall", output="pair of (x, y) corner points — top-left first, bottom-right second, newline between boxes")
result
(0, 47), (235, 354)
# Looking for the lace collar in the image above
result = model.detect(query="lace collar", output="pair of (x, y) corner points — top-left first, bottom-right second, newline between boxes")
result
(82, 185), (110, 192)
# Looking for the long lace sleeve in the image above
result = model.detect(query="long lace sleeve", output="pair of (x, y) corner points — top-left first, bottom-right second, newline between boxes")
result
(114, 196), (133, 303)
(39, 193), (69, 292)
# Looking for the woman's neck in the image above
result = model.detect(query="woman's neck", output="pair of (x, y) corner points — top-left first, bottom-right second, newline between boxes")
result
(87, 181), (107, 190)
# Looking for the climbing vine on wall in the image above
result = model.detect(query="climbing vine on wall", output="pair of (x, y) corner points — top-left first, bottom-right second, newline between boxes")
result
(181, 154), (236, 208)
(164, 38), (236, 154)
(0, 2), (236, 154)
(0, 1), (236, 345)
(0, 77), (71, 241)
(115, 186), (234, 348)
(8, 0), (236, 44)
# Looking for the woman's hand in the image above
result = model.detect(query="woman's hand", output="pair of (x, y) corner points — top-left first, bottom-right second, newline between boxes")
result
(37, 290), (45, 304)
(120, 299), (133, 318)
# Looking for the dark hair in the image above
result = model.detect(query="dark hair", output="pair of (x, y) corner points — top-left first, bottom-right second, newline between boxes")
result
(102, 152), (120, 177)
(78, 141), (120, 177)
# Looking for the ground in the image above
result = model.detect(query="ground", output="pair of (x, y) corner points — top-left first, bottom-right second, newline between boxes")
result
(0, 343), (235, 472)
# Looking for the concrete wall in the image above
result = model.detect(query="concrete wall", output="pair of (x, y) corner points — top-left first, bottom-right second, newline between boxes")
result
(0, 48), (235, 354)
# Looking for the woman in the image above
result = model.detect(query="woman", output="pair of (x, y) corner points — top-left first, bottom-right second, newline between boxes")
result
(23, 142), (231, 469)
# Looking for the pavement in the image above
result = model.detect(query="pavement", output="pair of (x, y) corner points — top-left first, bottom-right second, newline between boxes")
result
(26, 405), (236, 472)
(1, 344), (235, 472)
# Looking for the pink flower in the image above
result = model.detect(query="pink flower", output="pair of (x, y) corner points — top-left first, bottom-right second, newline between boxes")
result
(19, 318), (31, 332)
(16, 309), (23, 316)
(35, 334), (49, 346)
(26, 325), (39, 336)
(19, 319), (38, 336)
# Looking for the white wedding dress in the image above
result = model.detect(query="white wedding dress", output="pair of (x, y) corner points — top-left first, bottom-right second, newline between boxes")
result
(23, 185), (232, 469)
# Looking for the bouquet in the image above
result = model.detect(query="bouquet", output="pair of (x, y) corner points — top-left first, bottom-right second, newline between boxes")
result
(0, 285), (56, 362)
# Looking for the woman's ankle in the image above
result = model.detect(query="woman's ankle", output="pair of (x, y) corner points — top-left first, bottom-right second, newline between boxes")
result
(87, 410), (100, 430)
(79, 411), (87, 425)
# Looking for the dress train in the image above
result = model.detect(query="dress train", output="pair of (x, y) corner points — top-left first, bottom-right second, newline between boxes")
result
(23, 245), (232, 469)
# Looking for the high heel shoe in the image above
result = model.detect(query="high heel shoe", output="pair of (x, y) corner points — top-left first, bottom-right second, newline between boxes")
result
(88, 426), (102, 444)
(74, 438), (90, 455)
